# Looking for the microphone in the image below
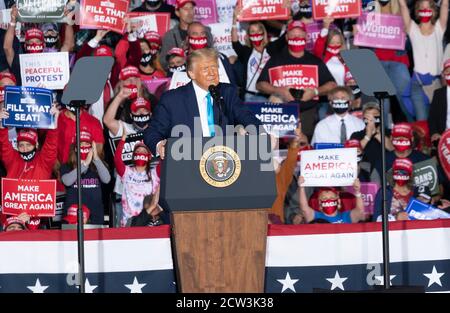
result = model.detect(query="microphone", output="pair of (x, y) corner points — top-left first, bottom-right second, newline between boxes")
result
(208, 84), (224, 125)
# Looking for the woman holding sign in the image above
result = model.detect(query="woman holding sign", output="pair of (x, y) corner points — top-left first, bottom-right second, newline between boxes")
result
(297, 176), (366, 223)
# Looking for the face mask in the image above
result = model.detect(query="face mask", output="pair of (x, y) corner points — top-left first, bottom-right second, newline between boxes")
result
(25, 42), (44, 54)
(379, 0), (390, 6)
(418, 9), (433, 23)
(146, 0), (161, 7)
(298, 4), (312, 19)
(131, 113), (150, 129)
(326, 44), (341, 56)
(350, 85), (362, 99)
(363, 116), (381, 129)
(169, 64), (186, 73)
(393, 170), (410, 186)
(124, 84), (138, 100)
(249, 33), (264, 47)
(79, 144), (92, 161)
(357, 154), (363, 163)
(134, 153), (150, 167)
(392, 138), (411, 152)
(320, 199), (339, 215)
(331, 99), (350, 114)
(288, 37), (306, 53)
(140, 53), (152, 67)
(19, 148), (36, 162)
(44, 35), (58, 48)
(445, 74), (450, 86)
(189, 36), (208, 50)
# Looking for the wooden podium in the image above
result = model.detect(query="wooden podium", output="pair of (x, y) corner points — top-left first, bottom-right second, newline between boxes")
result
(161, 136), (276, 293)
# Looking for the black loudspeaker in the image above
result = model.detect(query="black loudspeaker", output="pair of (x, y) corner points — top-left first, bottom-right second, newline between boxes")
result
(313, 285), (425, 293)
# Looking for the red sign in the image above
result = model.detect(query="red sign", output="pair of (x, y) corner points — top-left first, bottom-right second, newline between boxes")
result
(127, 12), (171, 38)
(80, 0), (130, 34)
(1, 178), (56, 217)
(238, 0), (290, 21)
(438, 129), (450, 181)
(312, 0), (362, 20)
(268, 64), (319, 99)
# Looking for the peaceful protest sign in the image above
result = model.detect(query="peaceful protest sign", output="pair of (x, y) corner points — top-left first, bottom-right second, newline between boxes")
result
(438, 129), (450, 181)
(209, 22), (247, 57)
(269, 64), (319, 99)
(238, 0), (289, 21)
(1, 178), (57, 217)
(345, 182), (379, 215)
(194, 0), (218, 24)
(80, 0), (129, 34)
(354, 13), (406, 50)
(109, 133), (144, 166)
(3, 86), (55, 129)
(300, 148), (358, 187)
(405, 198), (450, 220)
(128, 12), (171, 38)
(246, 102), (299, 138)
(16, 0), (66, 22)
(312, 0), (361, 20)
(19, 51), (70, 90)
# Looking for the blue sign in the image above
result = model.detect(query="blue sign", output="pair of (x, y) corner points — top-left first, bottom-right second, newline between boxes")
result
(3, 86), (55, 129)
(314, 143), (344, 150)
(246, 102), (299, 138)
(405, 198), (450, 220)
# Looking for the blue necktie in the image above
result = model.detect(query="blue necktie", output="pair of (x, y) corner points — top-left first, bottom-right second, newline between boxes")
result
(205, 92), (215, 136)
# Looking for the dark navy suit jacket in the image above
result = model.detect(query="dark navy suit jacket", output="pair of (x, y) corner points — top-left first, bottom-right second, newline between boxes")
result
(144, 82), (262, 154)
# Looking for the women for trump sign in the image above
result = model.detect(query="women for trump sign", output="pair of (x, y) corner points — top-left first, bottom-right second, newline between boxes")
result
(300, 148), (358, 187)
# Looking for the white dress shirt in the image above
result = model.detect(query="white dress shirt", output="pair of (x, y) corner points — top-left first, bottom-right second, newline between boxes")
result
(192, 81), (214, 137)
(311, 113), (366, 145)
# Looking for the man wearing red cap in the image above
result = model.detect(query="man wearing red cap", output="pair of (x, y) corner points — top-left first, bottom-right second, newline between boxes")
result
(63, 204), (90, 225)
(428, 58), (450, 144)
(166, 47), (187, 75)
(256, 20), (336, 138)
(2, 216), (27, 232)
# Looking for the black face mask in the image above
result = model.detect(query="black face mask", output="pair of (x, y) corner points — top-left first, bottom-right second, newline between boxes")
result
(44, 35), (59, 48)
(146, 0), (161, 8)
(379, 0), (390, 6)
(132, 113), (151, 129)
(331, 99), (350, 114)
(140, 53), (152, 67)
(298, 5), (312, 19)
(350, 85), (361, 100)
(364, 116), (381, 129)
(169, 64), (186, 73)
(20, 148), (36, 162)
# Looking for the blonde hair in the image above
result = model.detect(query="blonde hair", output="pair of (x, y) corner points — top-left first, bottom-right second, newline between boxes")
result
(328, 86), (354, 101)
(244, 22), (269, 48)
(326, 29), (346, 48)
(186, 48), (219, 72)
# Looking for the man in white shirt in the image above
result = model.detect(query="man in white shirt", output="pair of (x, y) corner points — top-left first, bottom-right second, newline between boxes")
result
(311, 86), (365, 145)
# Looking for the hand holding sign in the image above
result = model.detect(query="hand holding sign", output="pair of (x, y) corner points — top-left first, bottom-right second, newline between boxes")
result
(323, 15), (335, 29)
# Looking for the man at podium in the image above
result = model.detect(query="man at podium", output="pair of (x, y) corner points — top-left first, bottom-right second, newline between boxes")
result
(143, 48), (263, 158)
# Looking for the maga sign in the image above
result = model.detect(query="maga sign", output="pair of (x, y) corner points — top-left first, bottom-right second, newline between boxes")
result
(1, 178), (56, 217)
(406, 198), (450, 220)
(19, 52), (70, 90)
(80, 0), (129, 34)
(268, 64), (319, 99)
(312, 0), (362, 20)
(238, 0), (290, 21)
(246, 102), (299, 138)
(3, 86), (55, 129)
(109, 133), (144, 166)
(300, 148), (358, 187)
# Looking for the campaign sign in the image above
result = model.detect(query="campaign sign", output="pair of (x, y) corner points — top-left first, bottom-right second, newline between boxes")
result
(142, 78), (170, 98)
(109, 133), (144, 166)
(438, 129), (450, 181)
(314, 143), (344, 150)
(354, 13), (406, 50)
(80, 0), (129, 34)
(246, 102), (299, 137)
(405, 198), (450, 220)
(312, 0), (362, 20)
(238, 0), (290, 21)
(2, 86), (55, 129)
(305, 22), (336, 51)
(19, 52), (70, 90)
(209, 22), (247, 57)
(195, 0), (219, 24)
(16, 0), (66, 22)
(300, 148), (358, 187)
(345, 182), (379, 215)
(1, 178), (57, 217)
(128, 12), (171, 38)
(268, 64), (319, 99)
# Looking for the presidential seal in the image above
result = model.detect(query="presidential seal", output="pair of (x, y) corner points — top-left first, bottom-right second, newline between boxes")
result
(199, 145), (241, 188)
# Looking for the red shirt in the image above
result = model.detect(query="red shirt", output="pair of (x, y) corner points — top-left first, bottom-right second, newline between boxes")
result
(374, 48), (410, 67)
(140, 70), (166, 81)
(57, 109), (104, 163)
